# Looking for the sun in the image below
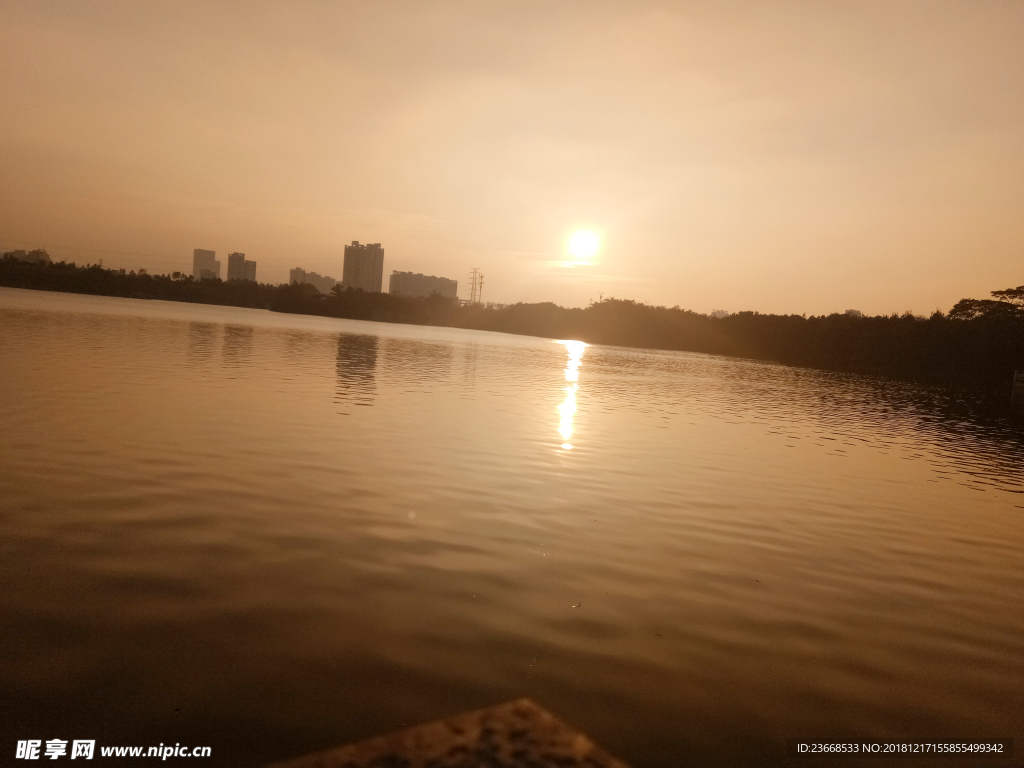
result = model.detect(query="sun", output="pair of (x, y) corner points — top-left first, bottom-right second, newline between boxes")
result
(567, 230), (599, 261)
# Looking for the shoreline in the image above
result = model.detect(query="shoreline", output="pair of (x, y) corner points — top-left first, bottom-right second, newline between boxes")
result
(3, 257), (1023, 400)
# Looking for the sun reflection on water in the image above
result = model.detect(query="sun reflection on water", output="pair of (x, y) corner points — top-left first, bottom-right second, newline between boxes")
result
(557, 340), (587, 449)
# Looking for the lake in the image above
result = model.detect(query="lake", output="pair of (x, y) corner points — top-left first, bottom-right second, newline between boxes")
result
(1, 287), (1022, 767)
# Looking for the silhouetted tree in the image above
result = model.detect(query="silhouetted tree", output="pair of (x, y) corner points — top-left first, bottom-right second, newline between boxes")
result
(991, 285), (1024, 306)
(948, 284), (1024, 320)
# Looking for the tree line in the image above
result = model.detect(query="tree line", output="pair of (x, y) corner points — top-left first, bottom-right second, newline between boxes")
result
(3, 250), (1022, 391)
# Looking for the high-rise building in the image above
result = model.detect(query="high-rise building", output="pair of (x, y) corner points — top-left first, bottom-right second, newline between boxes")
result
(192, 249), (220, 280)
(388, 271), (457, 299)
(290, 267), (337, 295)
(227, 252), (257, 282)
(342, 241), (384, 292)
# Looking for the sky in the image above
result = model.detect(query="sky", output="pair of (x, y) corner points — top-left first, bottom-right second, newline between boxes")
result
(1, 0), (1022, 315)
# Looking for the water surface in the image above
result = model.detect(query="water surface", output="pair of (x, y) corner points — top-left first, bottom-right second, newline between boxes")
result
(1, 287), (1022, 766)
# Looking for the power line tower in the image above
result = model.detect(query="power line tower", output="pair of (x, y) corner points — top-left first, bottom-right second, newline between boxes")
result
(468, 268), (484, 305)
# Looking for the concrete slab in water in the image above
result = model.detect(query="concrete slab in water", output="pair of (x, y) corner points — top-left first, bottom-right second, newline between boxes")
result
(267, 698), (632, 768)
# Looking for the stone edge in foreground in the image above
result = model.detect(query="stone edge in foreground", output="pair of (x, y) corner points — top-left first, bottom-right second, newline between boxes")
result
(266, 697), (631, 768)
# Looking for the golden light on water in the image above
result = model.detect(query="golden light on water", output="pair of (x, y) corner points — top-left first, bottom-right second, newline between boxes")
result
(557, 340), (587, 449)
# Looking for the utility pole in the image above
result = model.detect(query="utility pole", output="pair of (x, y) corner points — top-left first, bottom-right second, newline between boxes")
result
(468, 268), (484, 305)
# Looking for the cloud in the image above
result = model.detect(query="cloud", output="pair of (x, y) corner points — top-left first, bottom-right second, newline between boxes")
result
(495, 250), (555, 262)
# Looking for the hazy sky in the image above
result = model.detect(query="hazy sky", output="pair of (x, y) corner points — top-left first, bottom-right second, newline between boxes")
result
(1, 1), (1021, 314)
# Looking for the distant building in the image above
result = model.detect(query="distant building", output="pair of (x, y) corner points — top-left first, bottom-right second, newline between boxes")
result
(342, 241), (384, 292)
(290, 267), (337, 295)
(193, 249), (220, 280)
(845, 309), (863, 317)
(388, 271), (458, 299)
(711, 309), (730, 318)
(227, 252), (258, 282)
